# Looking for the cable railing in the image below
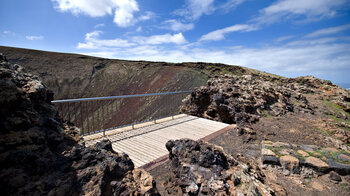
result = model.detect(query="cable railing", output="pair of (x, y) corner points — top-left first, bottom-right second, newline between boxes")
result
(52, 91), (192, 136)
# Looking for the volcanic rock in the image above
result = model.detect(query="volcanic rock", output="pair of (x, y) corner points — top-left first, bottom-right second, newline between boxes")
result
(181, 74), (317, 125)
(329, 171), (342, 182)
(0, 54), (159, 195)
(280, 155), (300, 173)
(164, 139), (276, 195)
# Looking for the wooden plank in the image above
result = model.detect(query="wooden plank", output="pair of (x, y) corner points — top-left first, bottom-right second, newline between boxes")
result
(124, 137), (168, 155)
(112, 144), (146, 166)
(152, 127), (195, 140)
(191, 117), (229, 127)
(118, 138), (165, 160)
(185, 118), (228, 129)
(146, 131), (176, 142)
(137, 133), (171, 146)
(84, 115), (230, 168)
(168, 122), (216, 135)
(113, 140), (157, 162)
(115, 140), (158, 161)
(163, 124), (212, 138)
(132, 135), (169, 150)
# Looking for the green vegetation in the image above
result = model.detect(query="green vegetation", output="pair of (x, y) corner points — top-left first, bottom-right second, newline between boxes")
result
(323, 100), (350, 125)
(338, 183), (349, 189)
(304, 177), (311, 185)
(306, 150), (323, 159)
(315, 128), (334, 136)
(317, 149), (350, 165)
(291, 100), (300, 106)
(267, 145), (287, 158)
(337, 124), (350, 132)
(262, 110), (272, 118)
(294, 149), (308, 161)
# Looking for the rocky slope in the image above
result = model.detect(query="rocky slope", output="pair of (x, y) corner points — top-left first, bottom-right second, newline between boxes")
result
(0, 54), (159, 195)
(177, 74), (350, 194)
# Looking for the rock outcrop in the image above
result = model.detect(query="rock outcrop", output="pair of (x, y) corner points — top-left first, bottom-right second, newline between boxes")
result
(163, 139), (276, 195)
(0, 54), (159, 195)
(260, 140), (350, 177)
(181, 74), (318, 125)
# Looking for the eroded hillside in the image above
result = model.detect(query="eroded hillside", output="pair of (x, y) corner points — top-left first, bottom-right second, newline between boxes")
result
(0, 46), (254, 100)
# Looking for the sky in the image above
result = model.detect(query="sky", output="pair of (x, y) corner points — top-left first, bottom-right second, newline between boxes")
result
(1, 0), (350, 84)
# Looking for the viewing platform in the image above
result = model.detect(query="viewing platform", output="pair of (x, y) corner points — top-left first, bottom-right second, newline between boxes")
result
(83, 114), (232, 169)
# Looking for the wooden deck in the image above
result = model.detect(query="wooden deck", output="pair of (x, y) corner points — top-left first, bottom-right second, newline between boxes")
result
(84, 114), (231, 168)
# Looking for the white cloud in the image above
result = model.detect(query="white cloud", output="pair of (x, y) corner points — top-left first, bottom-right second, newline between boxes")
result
(125, 45), (160, 56)
(162, 20), (194, 32)
(138, 11), (155, 21)
(133, 33), (187, 45)
(219, 0), (247, 12)
(306, 23), (350, 38)
(77, 31), (135, 49)
(175, 0), (215, 20)
(3, 30), (16, 36)
(94, 23), (105, 28)
(254, 0), (349, 24)
(286, 37), (348, 46)
(77, 31), (187, 50)
(200, 24), (257, 41)
(112, 0), (139, 27)
(274, 35), (295, 43)
(175, 0), (247, 20)
(122, 40), (349, 74)
(26, 35), (44, 40)
(52, 0), (139, 27)
(80, 34), (350, 82)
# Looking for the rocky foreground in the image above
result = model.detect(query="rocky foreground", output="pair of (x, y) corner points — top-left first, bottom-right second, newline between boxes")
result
(174, 74), (350, 195)
(0, 54), (159, 195)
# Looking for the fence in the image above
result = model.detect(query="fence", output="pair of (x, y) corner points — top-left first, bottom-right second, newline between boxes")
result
(52, 91), (192, 136)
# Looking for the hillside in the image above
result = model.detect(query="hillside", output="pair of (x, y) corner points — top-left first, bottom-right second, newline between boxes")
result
(0, 46), (255, 100)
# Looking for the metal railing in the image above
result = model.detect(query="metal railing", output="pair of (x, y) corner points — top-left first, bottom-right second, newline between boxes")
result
(52, 91), (192, 136)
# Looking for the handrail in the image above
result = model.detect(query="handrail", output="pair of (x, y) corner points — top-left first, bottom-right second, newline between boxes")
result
(51, 90), (192, 135)
(52, 91), (192, 103)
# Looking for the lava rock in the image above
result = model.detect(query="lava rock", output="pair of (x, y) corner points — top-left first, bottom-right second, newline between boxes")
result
(164, 139), (276, 195)
(329, 171), (342, 182)
(0, 56), (159, 195)
(180, 74), (317, 125)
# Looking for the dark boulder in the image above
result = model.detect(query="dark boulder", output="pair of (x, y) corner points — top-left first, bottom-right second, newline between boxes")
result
(164, 139), (276, 195)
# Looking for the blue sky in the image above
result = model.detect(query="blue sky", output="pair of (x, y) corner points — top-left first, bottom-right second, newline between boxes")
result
(1, 0), (350, 84)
